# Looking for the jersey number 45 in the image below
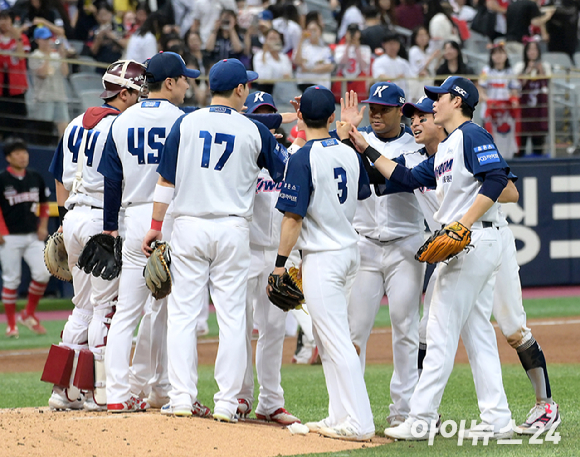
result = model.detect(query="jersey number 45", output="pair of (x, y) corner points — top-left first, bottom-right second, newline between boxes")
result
(128, 127), (166, 165)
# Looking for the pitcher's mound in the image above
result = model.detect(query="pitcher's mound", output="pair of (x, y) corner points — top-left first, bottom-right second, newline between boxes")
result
(0, 408), (391, 457)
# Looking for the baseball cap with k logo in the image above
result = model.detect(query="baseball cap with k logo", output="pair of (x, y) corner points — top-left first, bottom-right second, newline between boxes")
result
(362, 82), (406, 106)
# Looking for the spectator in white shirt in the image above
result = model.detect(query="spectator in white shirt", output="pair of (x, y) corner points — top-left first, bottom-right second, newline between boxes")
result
(337, 0), (366, 41)
(407, 26), (439, 100)
(124, 15), (158, 63)
(253, 28), (293, 95)
(272, 2), (302, 55)
(293, 20), (335, 92)
(190, 0), (238, 48)
(371, 33), (412, 94)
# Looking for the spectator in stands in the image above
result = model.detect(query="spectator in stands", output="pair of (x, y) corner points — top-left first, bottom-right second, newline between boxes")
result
(122, 2), (150, 38)
(28, 26), (68, 136)
(272, 2), (302, 55)
(373, 0), (396, 27)
(87, 3), (126, 74)
(336, 0), (365, 41)
(453, 0), (477, 24)
(434, 40), (474, 84)
(124, 13), (158, 63)
(190, 0), (238, 48)
(183, 30), (208, 106)
(544, 0), (577, 60)
(12, 0), (66, 45)
(72, 0), (97, 42)
(244, 9), (272, 57)
(333, 23), (371, 100)
(293, 19), (334, 92)
(425, 0), (460, 50)
(408, 26), (439, 101)
(396, 0), (424, 31)
(371, 33), (412, 94)
(360, 6), (390, 55)
(505, 0), (555, 56)
(204, 9), (245, 67)
(0, 10), (29, 136)
(479, 43), (520, 159)
(486, 0), (509, 41)
(252, 28), (292, 94)
(513, 40), (550, 156)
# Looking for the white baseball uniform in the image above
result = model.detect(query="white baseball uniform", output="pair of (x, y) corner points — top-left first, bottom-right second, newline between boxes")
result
(276, 137), (374, 436)
(346, 124), (426, 424)
(156, 105), (288, 419)
(98, 98), (182, 404)
(387, 121), (512, 432)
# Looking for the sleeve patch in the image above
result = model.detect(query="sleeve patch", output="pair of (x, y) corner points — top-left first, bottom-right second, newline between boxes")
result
(477, 150), (500, 165)
(474, 144), (495, 152)
(278, 183), (300, 206)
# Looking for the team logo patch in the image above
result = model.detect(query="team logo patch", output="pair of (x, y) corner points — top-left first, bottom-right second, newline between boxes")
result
(279, 183), (299, 206)
(474, 144), (495, 153)
(373, 85), (388, 97)
(453, 85), (468, 97)
(141, 101), (160, 108)
(321, 138), (339, 147)
(476, 151), (500, 164)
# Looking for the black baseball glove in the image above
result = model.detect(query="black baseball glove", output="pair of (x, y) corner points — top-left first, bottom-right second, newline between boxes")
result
(267, 267), (305, 312)
(77, 233), (123, 280)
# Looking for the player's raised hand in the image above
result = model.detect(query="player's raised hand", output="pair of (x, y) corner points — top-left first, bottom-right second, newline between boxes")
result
(340, 90), (366, 127)
(290, 95), (301, 113)
(349, 127), (369, 153)
(335, 121), (353, 140)
(142, 229), (162, 257)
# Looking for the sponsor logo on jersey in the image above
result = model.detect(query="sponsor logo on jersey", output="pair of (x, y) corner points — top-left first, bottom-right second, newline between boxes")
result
(256, 178), (283, 193)
(434, 158), (453, 180)
(474, 144), (496, 153)
(321, 138), (339, 147)
(476, 151), (500, 164)
(209, 106), (231, 114)
(278, 182), (299, 206)
(141, 100), (161, 108)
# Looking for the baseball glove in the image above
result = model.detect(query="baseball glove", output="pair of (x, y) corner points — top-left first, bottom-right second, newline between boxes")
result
(143, 241), (172, 300)
(77, 233), (123, 280)
(267, 267), (305, 312)
(43, 232), (72, 282)
(415, 221), (472, 264)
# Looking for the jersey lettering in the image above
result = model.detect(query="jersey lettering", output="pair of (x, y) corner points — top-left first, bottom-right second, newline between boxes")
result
(128, 127), (167, 165)
(68, 126), (100, 167)
(434, 158), (453, 180)
(334, 167), (348, 204)
(199, 131), (236, 171)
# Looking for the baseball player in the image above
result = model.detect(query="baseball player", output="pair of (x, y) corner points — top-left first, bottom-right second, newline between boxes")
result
(141, 58), (288, 422)
(98, 52), (201, 413)
(382, 96), (560, 435)
(0, 139), (50, 338)
(346, 76), (513, 440)
(45, 60), (148, 411)
(236, 90), (302, 424)
(274, 86), (374, 441)
(338, 85), (426, 428)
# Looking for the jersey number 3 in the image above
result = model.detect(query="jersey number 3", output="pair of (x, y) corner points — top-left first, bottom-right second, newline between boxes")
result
(334, 167), (348, 204)
(199, 131), (235, 171)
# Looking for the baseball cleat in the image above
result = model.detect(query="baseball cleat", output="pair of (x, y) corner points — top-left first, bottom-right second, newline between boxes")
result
(384, 421), (428, 441)
(236, 398), (252, 418)
(5, 326), (18, 338)
(256, 407), (301, 425)
(48, 388), (85, 411)
(458, 422), (514, 440)
(213, 411), (238, 423)
(146, 391), (170, 409)
(107, 396), (149, 413)
(160, 401), (211, 417)
(83, 396), (106, 412)
(18, 312), (46, 335)
(514, 402), (561, 435)
(386, 414), (406, 427)
(305, 418), (330, 432)
(318, 423), (374, 442)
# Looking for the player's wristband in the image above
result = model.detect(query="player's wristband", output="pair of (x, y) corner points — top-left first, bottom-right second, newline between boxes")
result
(364, 145), (381, 163)
(151, 219), (163, 231)
(275, 254), (288, 268)
(58, 206), (68, 225)
(153, 184), (175, 205)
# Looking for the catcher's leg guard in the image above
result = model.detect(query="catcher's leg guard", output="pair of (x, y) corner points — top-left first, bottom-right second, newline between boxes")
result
(41, 344), (75, 387)
(73, 348), (94, 391)
(88, 302), (116, 406)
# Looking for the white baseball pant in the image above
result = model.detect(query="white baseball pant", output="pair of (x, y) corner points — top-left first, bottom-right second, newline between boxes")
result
(0, 233), (50, 289)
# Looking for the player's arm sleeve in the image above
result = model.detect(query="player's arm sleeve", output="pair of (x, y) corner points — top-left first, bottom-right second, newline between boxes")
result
(508, 170), (518, 183)
(38, 174), (49, 203)
(275, 149), (312, 217)
(253, 119), (288, 183)
(98, 128), (124, 231)
(157, 114), (185, 185)
(389, 154), (437, 189)
(461, 125), (509, 200)
(357, 154), (371, 200)
(244, 113), (282, 130)
(375, 154), (417, 195)
(48, 138), (64, 183)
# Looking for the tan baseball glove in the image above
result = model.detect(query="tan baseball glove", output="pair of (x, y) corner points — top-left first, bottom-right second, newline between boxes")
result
(144, 241), (172, 300)
(44, 232), (72, 282)
(415, 221), (472, 264)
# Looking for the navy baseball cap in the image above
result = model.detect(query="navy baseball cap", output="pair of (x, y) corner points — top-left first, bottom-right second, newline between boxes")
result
(209, 59), (258, 92)
(145, 52), (201, 83)
(245, 91), (277, 113)
(401, 96), (435, 118)
(424, 76), (479, 109)
(33, 27), (52, 40)
(300, 85), (335, 120)
(362, 82), (406, 106)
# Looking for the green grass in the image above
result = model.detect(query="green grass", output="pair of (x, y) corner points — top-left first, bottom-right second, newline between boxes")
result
(0, 364), (576, 456)
(1, 296), (579, 352)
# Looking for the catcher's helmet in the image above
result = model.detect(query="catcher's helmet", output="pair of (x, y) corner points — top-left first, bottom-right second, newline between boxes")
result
(100, 59), (147, 99)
